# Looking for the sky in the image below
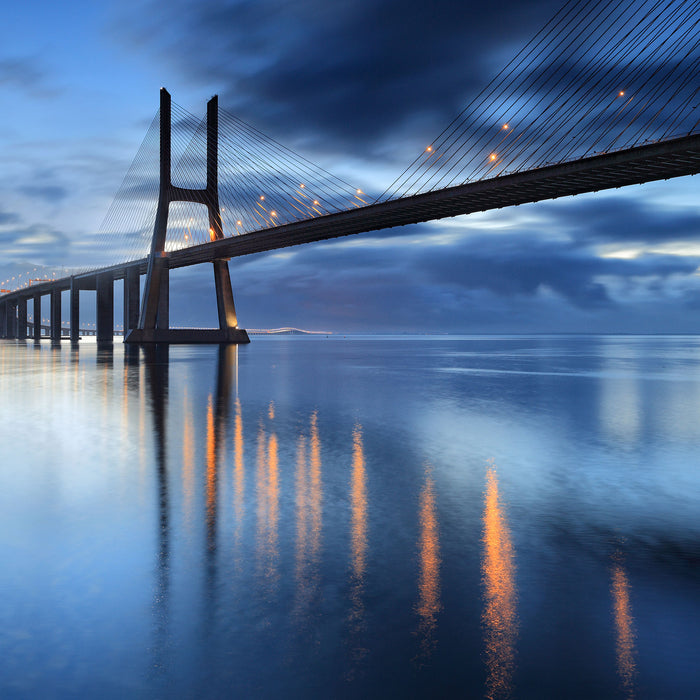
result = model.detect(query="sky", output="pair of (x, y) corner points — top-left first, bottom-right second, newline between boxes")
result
(1, 0), (698, 333)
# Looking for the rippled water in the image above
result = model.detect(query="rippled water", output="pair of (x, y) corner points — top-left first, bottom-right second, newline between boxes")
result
(0, 336), (698, 699)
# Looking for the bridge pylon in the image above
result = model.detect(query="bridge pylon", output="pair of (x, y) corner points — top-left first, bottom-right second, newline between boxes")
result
(125, 88), (249, 344)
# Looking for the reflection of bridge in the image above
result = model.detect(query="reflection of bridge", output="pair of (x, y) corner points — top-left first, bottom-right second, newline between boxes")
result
(1, 0), (698, 343)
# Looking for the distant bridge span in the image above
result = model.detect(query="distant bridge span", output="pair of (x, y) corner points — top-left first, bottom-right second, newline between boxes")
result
(1, 132), (698, 343)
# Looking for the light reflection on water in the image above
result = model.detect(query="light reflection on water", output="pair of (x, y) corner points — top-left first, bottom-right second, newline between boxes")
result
(482, 462), (517, 700)
(0, 336), (699, 698)
(611, 553), (637, 699)
(415, 466), (441, 665)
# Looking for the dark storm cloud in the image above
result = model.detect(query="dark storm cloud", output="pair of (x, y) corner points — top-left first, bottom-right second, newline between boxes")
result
(114, 0), (562, 154)
(537, 196), (700, 245)
(416, 235), (698, 308)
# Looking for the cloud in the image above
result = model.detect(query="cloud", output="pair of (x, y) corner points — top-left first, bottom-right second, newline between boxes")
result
(0, 56), (60, 98)
(0, 210), (20, 225)
(0, 224), (72, 266)
(18, 184), (69, 203)
(537, 195), (700, 246)
(112, 0), (563, 156)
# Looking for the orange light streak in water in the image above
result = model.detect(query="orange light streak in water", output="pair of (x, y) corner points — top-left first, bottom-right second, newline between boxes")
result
(256, 422), (267, 565)
(346, 423), (368, 677)
(294, 412), (324, 623)
(309, 412), (322, 562)
(416, 468), (441, 662)
(267, 432), (279, 556)
(611, 558), (636, 698)
(482, 462), (518, 700)
(350, 424), (367, 579)
(233, 398), (244, 545)
(256, 416), (279, 586)
(295, 435), (309, 589)
(205, 395), (216, 531)
(182, 389), (194, 528)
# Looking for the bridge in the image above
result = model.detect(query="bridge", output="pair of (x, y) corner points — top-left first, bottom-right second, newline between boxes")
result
(1, 0), (698, 343)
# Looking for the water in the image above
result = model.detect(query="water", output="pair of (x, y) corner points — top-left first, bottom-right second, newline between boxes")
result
(0, 335), (698, 699)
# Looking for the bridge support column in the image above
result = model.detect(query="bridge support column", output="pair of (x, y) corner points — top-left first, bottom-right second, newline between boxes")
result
(96, 272), (114, 343)
(50, 290), (62, 342)
(0, 302), (6, 338)
(17, 298), (27, 340)
(70, 279), (80, 343)
(213, 260), (238, 329)
(124, 88), (249, 345)
(33, 294), (42, 341)
(124, 267), (140, 334)
(7, 302), (17, 339)
(156, 259), (169, 330)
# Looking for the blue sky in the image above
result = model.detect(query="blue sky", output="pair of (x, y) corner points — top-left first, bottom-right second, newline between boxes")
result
(1, 0), (698, 332)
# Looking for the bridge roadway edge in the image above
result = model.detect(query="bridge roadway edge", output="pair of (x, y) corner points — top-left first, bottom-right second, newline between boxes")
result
(1, 133), (698, 325)
(171, 133), (700, 266)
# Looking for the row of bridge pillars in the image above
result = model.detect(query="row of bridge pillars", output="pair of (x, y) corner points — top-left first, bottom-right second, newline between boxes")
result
(0, 264), (147, 343)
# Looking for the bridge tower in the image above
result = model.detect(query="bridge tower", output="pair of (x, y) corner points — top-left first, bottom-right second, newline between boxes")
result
(125, 88), (249, 344)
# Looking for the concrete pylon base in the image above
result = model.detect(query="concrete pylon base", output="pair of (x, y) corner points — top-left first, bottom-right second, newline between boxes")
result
(124, 328), (250, 344)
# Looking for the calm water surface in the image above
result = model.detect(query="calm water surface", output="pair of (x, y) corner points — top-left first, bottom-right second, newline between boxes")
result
(0, 335), (698, 699)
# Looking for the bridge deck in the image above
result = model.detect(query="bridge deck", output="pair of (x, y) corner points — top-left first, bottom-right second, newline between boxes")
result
(171, 133), (700, 267)
(1, 133), (699, 303)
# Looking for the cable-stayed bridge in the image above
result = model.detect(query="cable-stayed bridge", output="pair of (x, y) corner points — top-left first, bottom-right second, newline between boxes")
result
(1, 0), (698, 342)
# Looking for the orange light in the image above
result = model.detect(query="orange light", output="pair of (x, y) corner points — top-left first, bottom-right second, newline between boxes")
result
(300, 183), (305, 188)
(618, 91), (625, 97)
(270, 211), (277, 217)
(356, 189), (362, 194)
(502, 123), (509, 130)
(236, 220), (242, 226)
(209, 227), (216, 240)
(260, 195), (265, 200)
(426, 146), (433, 152)
(490, 153), (497, 161)
(313, 200), (319, 206)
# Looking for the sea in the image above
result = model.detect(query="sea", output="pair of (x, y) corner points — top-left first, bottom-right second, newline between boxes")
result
(0, 335), (698, 699)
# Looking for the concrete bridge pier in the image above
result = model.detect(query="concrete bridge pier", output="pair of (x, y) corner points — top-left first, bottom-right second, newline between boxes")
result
(0, 302), (6, 338)
(50, 290), (61, 342)
(70, 278), (80, 343)
(156, 258), (169, 330)
(5, 302), (17, 339)
(33, 294), (42, 341)
(124, 266), (140, 335)
(96, 272), (114, 343)
(17, 298), (27, 340)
